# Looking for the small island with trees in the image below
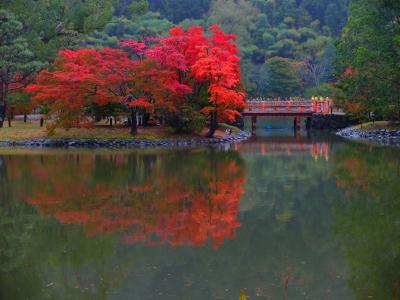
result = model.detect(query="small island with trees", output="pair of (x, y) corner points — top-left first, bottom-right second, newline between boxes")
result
(0, 0), (399, 147)
(1, 9), (248, 147)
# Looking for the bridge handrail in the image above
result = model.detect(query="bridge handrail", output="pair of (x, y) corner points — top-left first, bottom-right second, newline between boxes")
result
(244, 99), (333, 114)
(246, 101), (314, 105)
(247, 100), (315, 105)
(245, 104), (314, 108)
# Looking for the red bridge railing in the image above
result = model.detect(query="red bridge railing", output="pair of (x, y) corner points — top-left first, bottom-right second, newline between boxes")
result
(233, 142), (330, 160)
(244, 98), (333, 115)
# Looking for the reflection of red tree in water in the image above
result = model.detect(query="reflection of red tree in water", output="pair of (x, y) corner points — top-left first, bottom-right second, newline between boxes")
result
(12, 152), (245, 249)
(334, 157), (378, 195)
(331, 145), (400, 199)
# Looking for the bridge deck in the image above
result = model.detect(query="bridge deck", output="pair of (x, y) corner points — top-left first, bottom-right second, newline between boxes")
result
(243, 111), (314, 117)
(243, 100), (332, 116)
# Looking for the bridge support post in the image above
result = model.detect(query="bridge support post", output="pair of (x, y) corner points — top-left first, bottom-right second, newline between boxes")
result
(237, 116), (245, 130)
(306, 117), (312, 130)
(251, 116), (257, 134)
(294, 116), (301, 131)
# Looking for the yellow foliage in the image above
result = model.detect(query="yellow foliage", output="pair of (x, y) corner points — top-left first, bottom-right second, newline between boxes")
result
(239, 290), (249, 300)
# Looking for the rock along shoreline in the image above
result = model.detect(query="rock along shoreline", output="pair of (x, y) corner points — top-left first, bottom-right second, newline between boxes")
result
(336, 127), (400, 146)
(0, 130), (251, 149)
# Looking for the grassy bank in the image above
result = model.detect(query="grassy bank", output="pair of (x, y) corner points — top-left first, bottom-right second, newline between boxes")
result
(351, 121), (400, 131)
(0, 121), (237, 141)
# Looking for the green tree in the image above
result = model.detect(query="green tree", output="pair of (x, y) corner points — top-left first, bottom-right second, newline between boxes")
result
(207, 0), (259, 48)
(230, 0), (349, 97)
(86, 12), (173, 48)
(335, 0), (400, 120)
(266, 57), (300, 98)
(0, 0), (115, 61)
(295, 39), (336, 88)
(149, 0), (211, 23)
(8, 93), (32, 123)
(0, 10), (43, 127)
(115, 0), (149, 18)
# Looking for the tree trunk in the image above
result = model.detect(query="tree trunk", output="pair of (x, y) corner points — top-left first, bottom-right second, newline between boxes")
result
(0, 82), (8, 129)
(0, 105), (5, 128)
(131, 108), (137, 135)
(143, 113), (150, 126)
(397, 96), (400, 121)
(206, 111), (218, 138)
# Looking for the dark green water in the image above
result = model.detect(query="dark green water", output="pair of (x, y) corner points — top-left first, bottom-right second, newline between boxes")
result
(1, 124), (400, 300)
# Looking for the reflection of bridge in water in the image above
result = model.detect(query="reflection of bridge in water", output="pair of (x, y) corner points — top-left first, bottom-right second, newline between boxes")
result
(233, 136), (330, 160)
(243, 99), (333, 133)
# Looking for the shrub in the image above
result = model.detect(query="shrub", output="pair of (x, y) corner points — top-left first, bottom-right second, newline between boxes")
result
(165, 106), (206, 134)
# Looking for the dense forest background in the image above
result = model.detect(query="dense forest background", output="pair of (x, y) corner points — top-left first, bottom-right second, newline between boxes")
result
(98, 0), (349, 98)
(1, 0), (348, 99)
(1, 0), (399, 120)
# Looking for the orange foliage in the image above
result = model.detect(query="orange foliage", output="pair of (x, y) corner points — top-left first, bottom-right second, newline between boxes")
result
(345, 102), (365, 114)
(27, 25), (246, 131)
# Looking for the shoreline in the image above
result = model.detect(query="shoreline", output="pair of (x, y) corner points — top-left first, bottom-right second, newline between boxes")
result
(336, 126), (400, 146)
(0, 130), (251, 149)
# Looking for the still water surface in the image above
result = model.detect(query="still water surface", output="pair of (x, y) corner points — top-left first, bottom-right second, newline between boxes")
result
(1, 122), (399, 300)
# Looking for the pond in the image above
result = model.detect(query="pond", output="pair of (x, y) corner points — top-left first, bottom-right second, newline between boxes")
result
(1, 121), (399, 300)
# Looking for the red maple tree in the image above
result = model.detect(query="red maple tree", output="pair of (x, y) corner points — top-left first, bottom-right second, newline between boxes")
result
(26, 48), (187, 134)
(27, 25), (245, 137)
(140, 25), (245, 137)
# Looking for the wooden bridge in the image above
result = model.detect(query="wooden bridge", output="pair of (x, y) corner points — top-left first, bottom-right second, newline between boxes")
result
(243, 98), (333, 132)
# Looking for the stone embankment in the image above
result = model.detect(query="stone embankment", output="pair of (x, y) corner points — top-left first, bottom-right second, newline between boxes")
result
(309, 114), (356, 131)
(336, 127), (400, 146)
(0, 130), (251, 149)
